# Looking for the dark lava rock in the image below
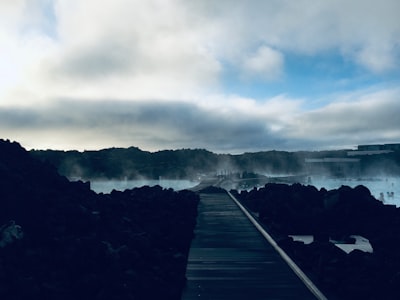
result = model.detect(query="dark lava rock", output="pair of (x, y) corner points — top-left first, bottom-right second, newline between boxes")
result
(235, 182), (400, 299)
(0, 139), (199, 300)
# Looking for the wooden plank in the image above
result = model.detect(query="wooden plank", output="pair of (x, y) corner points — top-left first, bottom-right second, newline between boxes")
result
(181, 193), (319, 300)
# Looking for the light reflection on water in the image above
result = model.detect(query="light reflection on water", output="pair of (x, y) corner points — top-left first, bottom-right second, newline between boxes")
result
(90, 179), (200, 194)
(309, 176), (400, 207)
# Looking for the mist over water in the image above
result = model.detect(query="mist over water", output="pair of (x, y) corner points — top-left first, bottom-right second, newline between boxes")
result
(309, 176), (400, 206)
(89, 176), (400, 206)
(90, 179), (200, 193)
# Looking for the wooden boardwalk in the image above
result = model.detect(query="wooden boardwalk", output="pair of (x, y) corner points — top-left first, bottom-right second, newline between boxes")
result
(181, 192), (322, 300)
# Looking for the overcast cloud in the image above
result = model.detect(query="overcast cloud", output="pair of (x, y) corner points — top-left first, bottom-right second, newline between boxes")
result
(1, 0), (400, 152)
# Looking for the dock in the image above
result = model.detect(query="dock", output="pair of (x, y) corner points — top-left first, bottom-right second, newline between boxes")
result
(181, 192), (325, 300)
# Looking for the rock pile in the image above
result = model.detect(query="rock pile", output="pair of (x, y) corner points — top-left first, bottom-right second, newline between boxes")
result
(0, 139), (199, 299)
(234, 183), (400, 299)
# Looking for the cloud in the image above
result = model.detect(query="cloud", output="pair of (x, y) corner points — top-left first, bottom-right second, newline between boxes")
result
(43, 0), (222, 99)
(0, 98), (290, 152)
(1, 0), (399, 106)
(285, 88), (400, 147)
(241, 46), (284, 81)
(354, 44), (399, 74)
(0, 0), (223, 103)
(0, 1), (399, 152)
(1, 88), (399, 152)
(185, 0), (400, 73)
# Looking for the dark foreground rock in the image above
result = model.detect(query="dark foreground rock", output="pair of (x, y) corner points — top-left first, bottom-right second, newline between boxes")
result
(234, 183), (400, 299)
(0, 139), (199, 300)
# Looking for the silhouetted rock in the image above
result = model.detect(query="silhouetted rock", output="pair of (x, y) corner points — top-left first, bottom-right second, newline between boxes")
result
(235, 182), (400, 299)
(0, 139), (199, 299)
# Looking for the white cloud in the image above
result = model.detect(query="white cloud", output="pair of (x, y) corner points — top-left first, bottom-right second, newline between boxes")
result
(1, 88), (399, 152)
(2, 0), (400, 106)
(284, 88), (400, 147)
(355, 44), (398, 73)
(0, 1), (57, 105)
(0, 0), (224, 104)
(241, 46), (284, 81)
(45, 0), (222, 99)
(185, 0), (400, 73)
(1, 0), (400, 152)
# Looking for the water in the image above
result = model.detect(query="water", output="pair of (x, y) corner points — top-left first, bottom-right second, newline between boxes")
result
(89, 176), (400, 207)
(90, 179), (200, 194)
(309, 176), (400, 206)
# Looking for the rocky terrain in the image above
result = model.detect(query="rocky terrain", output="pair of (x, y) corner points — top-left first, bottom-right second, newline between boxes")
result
(0, 139), (199, 299)
(233, 183), (400, 299)
(4, 137), (400, 299)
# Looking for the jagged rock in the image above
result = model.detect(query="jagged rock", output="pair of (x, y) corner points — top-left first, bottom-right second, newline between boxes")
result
(0, 221), (23, 248)
(235, 182), (400, 299)
(0, 139), (199, 299)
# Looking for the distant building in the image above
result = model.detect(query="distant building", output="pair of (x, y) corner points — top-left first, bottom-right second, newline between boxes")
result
(357, 143), (400, 151)
(347, 143), (400, 156)
(347, 150), (393, 156)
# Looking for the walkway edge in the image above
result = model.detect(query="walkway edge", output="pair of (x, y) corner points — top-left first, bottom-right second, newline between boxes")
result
(227, 191), (328, 300)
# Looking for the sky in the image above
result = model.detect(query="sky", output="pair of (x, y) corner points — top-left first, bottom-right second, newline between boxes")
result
(1, 0), (400, 153)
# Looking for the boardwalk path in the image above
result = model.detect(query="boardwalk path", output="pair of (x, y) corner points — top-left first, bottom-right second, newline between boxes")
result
(181, 192), (323, 300)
